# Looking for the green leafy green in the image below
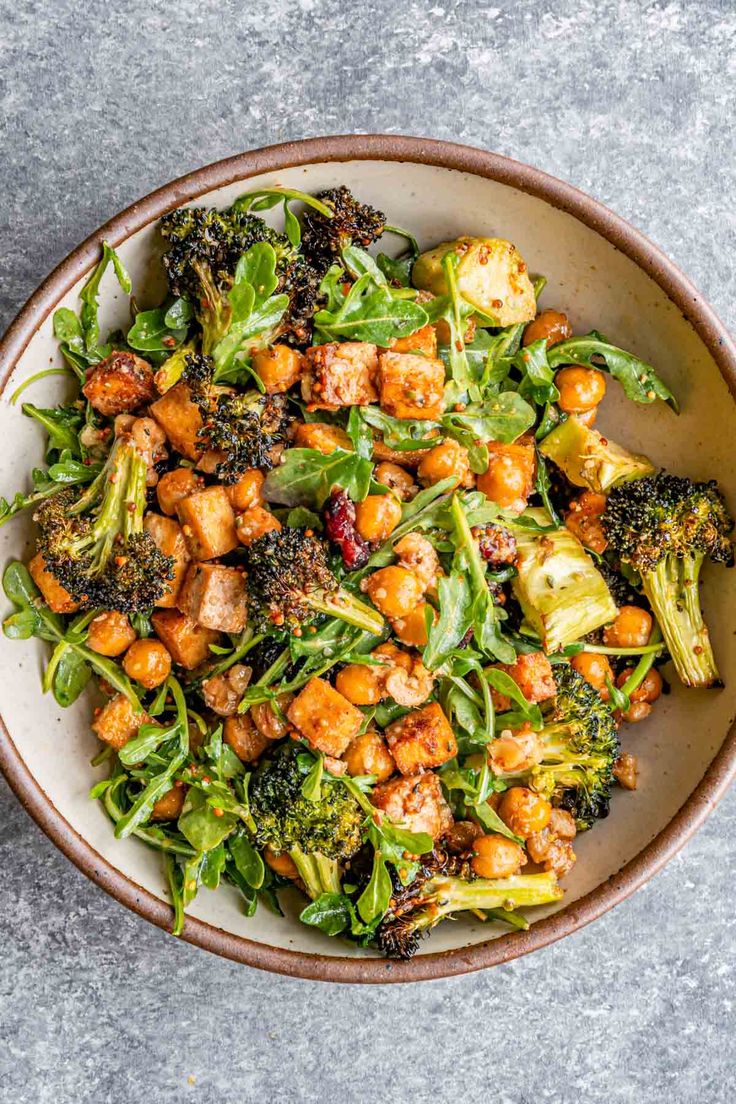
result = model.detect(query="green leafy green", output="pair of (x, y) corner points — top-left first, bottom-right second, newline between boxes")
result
(313, 269), (428, 345)
(262, 447), (373, 508)
(548, 333), (678, 412)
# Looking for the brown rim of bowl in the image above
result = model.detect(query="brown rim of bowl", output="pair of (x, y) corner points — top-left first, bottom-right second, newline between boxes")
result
(1, 134), (735, 984)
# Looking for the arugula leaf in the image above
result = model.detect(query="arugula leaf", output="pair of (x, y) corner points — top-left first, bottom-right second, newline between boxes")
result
(442, 392), (536, 446)
(548, 333), (678, 412)
(359, 405), (439, 451)
(423, 574), (473, 670)
(211, 243), (289, 375)
(449, 495), (515, 664)
(514, 339), (559, 405)
(426, 253), (478, 405)
(0, 450), (100, 529)
(300, 892), (354, 936)
(52, 243), (131, 375)
(313, 271), (428, 345)
(22, 403), (84, 458)
(356, 847), (393, 924)
(262, 447), (373, 508)
(178, 788), (237, 851)
(228, 830), (265, 889)
(127, 304), (189, 352)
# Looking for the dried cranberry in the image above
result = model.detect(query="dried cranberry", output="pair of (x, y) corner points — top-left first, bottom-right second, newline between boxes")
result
(323, 487), (370, 570)
(472, 524), (517, 567)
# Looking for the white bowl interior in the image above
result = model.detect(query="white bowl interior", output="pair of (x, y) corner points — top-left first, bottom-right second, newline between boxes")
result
(2, 158), (735, 958)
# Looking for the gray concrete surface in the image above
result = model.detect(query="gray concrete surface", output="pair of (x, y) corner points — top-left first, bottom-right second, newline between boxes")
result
(1, 1), (735, 1101)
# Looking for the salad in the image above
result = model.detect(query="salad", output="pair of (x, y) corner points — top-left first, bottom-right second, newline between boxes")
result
(2, 185), (732, 959)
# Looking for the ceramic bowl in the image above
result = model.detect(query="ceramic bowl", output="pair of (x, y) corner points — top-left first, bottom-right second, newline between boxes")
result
(1, 135), (735, 983)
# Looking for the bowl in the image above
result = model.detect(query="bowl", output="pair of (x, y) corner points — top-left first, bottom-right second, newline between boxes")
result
(2, 135), (735, 983)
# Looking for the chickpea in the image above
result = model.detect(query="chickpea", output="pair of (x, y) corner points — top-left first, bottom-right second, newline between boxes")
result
(549, 807), (577, 840)
(565, 491), (608, 554)
(130, 417), (168, 468)
(471, 834), (527, 879)
(123, 639), (172, 689)
(250, 694), (293, 741)
(264, 845), (300, 880)
(235, 505), (282, 546)
(225, 469), (265, 512)
(571, 652), (614, 700)
(522, 309), (573, 349)
(343, 731), (396, 782)
(489, 728), (543, 774)
(374, 462), (417, 501)
(355, 493), (402, 543)
(476, 441), (535, 514)
(417, 439), (472, 489)
(87, 611), (137, 657)
(156, 467), (203, 516)
(620, 700), (652, 724)
(372, 641), (413, 673)
(498, 786), (552, 838)
(335, 663), (386, 705)
(363, 565), (424, 619)
(555, 366), (607, 414)
(151, 783), (186, 821)
(613, 752), (638, 789)
(252, 345), (303, 394)
(391, 602), (436, 647)
(577, 408), (598, 428)
(616, 666), (663, 706)
(294, 422), (352, 455)
(603, 605), (653, 649)
(444, 820), (484, 854)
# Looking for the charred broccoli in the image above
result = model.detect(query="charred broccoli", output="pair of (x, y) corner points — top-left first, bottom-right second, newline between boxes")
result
(249, 743), (363, 899)
(160, 205), (296, 352)
(34, 428), (174, 612)
(300, 185), (386, 276)
(375, 850), (562, 959)
(244, 527), (385, 634)
(603, 473), (734, 687)
(183, 353), (290, 479)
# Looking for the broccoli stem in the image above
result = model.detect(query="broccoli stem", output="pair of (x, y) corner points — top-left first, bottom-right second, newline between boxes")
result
(410, 872), (562, 933)
(642, 553), (720, 687)
(307, 588), (385, 636)
(289, 844), (342, 899)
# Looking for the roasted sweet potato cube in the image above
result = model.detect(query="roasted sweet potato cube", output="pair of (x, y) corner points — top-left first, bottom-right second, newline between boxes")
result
(91, 693), (149, 750)
(377, 351), (445, 420)
(150, 382), (204, 460)
(488, 652), (556, 711)
(294, 422), (353, 455)
(302, 342), (378, 409)
(224, 713), (272, 763)
(177, 563), (247, 633)
(151, 785), (186, 820)
(28, 552), (80, 614)
(143, 513), (190, 607)
(176, 486), (238, 560)
(389, 324), (438, 358)
(151, 609), (220, 669)
(384, 701), (457, 775)
(82, 351), (155, 417)
(156, 468), (204, 516)
(235, 505), (282, 547)
(287, 677), (363, 756)
(371, 773), (453, 839)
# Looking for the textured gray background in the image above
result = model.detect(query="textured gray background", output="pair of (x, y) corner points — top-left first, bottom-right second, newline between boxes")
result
(1, 1), (735, 1101)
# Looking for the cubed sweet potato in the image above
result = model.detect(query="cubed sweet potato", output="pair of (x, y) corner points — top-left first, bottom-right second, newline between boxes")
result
(287, 677), (364, 756)
(488, 652), (556, 711)
(28, 552), (80, 614)
(294, 422), (353, 455)
(235, 505), (282, 546)
(377, 351), (445, 420)
(224, 713), (272, 763)
(302, 343), (378, 409)
(389, 324), (438, 358)
(150, 382), (204, 460)
(82, 351), (155, 417)
(384, 701), (457, 775)
(151, 609), (221, 669)
(371, 773), (453, 839)
(143, 513), (190, 607)
(176, 486), (238, 560)
(151, 785), (186, 820)
(91, 693), (149, 750)
(156, 468), (204, 516)
(177, 563), (247, 633)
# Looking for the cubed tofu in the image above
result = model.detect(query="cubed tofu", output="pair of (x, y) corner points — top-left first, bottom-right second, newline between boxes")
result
(371, 773), (453, 839)
(150, 382), (204, 460)
(389, 324), (438, 358)
(235, 505), (282, 547)
(176, 486), (238, 560)
(151, 609), (221, 669)
(224, 713), (272, 763)
(143, 513), (190, 607)
(377, 351), (445, 420)
(384, 702), (457, 775)
(82, 351), (155, 417)
(156, 468), (204, 516)
(302, 343), (378, 409)
(91, 693), (149, 750)
(28, 552), (79, 614)
(177, 563), (247, 633)
(287, 677), (364, 757)
(294, 422), (353, 455)
(488, 652), (556, 711)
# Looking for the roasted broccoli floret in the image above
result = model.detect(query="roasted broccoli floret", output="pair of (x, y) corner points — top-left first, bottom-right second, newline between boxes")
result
(34, 429), (174, 612)
(375, 850), (562, 960)
(244, 527), (385, 635)
(160, 205), (296, 352)
(603, 473), (734, 687)
(300, 185), (386, 276)
(183, 353), (290, 479)
(249, 743), (363, 898)
(510, 664), (620, 830)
